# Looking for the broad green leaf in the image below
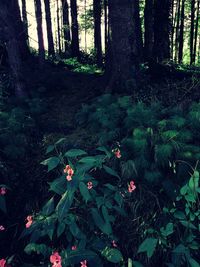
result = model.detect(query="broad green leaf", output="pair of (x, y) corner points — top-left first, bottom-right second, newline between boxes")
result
(160, 223), (174, 236)
(69, 221), (85, 239)
(45, 145), (54, 154)
(0, 196), (6, 213)
(138, 238), (158, 258)
(67, 250), (99, 265)
(180, 184), (188, 195)
(188, 258), (200, 267)
(91, 208), (112, 235)
(79, 182), (91, 202)
(56, 190), (75, 221)
(103, 165), (120, 178)
(132, 261), (144, 267)
(180, 220), (197, 230)
(42, 197), (54, 216)
(96, 146), (112, 158)
(189, 171), (199, 190)
(104, 183), (117, 191)
(49, 176), (67, 195)
(101, 247), (123, 263)
(173, 211), (186, 220)
(65, 149), (87, 158)
(78, 156), (97, 165)
(41, 157), (60, 172)
(102, 205), (110, 222)
(24, 243), (50, 257)
(57, 222), (65, 237)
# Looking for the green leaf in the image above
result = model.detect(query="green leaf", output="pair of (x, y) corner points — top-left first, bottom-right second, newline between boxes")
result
(49, 176), (67, 195)
(180, 220), (197, 230)
(96, 146), (112, 158)
(132, 261), (144, 267)
(24, 243), (50, 257)
(42, 197), (54, 216)
(79, 182), (91, 203)
(138, 238), (158, 258)
(55, 138), (66, 145)
(91, 208), (112, 235)
(173, 211), (186, 220)
(101, 247), (123, 263)
(45, 145), (54, 154)
(0, 196), (6, 213)
(78, 156), (97, 164)
(160, 223), (174, 237)
(57, 222), (65, 238)
(180, 184), (188, 195)
(189, 171), (199, 190)
(56, 190), (75, 221)
(103, 165), (120, 178)
(67, 250), (99, 265)
(65, 149), (87, 158)
(41, 157), (60, 172)
(188, 258), (200, 267)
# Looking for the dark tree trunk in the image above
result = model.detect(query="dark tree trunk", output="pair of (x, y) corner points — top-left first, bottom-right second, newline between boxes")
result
(133, 0), (143, 62)
(174, 0), (181, 61)
(56, 0), (62, 54)
(61, 0), (71, 53)
(93, 0), (103, 66)
(144, 0), (154, 61)
(171, 0), (174, 58)
(190, 0), (195, 64)
(34, 0), (45, 64)
(44, 0), (55, 57)
(178, 0), (185, 63)
(70, 0), (80, 58)
(21, 0), (29, 47)
(106, 0), (137, 92)
(0, 2), (27, 98)
(104, 0), (108, 54)
(193, 0), (200, 63)
(153, 0), (171, 62)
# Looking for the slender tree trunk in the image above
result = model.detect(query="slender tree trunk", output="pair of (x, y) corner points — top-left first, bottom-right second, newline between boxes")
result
(44, 0), (55, 57)
(56, 0), (62, 54)
(171, 0), (174, 58)
(133, 0), (143, 62)
(34, 0), (45, 64)
(21, 0), (29, 47)
(144, 0), (154, 61)
(70, 0), (80, 58)
(175, 0), (181, 61)
(153, 0), (171, 62)
(106, 0), (137, 92)
(0, 2), (27, 98)
(104, 0), (108, 54)
(84, 0), (87, 52)
(93, 0), (103, 66)
(178, 0), (185, 63)
(190, 0), (195, 64)
(193, 0), (199, 63)
(61, 0), (71, 53)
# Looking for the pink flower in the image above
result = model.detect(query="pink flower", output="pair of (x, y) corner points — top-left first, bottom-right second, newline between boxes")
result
(0, 225), (5, 231)
(50, 252), (62, 267)
(0, 188), (6, 195)
(80, 260), (87, 267)
(128, 181), (136, 193)
(66, 175), (72, 181)
(0, 259), (6, 267)
(87, 181), (93, 190)
(113, 149), (121, 158)
(71, 245), (77, 251)
(25, 215), (33, 228)
(112, 240), (117, 247)
(64, 165), (74, 181)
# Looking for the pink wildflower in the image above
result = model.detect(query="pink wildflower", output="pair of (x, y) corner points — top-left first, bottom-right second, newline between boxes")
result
(66, 175), (72, 181)
(87, 181), (93, 190)
(25, 215), (33, 228)
(80, 260), (87, 267)
(71, 245), (77, 251)
(0, 225), (5, 231)
(113, 149), (121, 159)
(112, 240), (117, 247)
(128, 181), (136, 193)
(64, 165), (74, 181)
(0, 188), (6, 195)
(50, 252), (62, 267)
(0, 259), (6, 267)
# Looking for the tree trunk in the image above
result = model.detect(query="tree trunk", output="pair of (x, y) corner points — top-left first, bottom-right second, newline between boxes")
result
(44, 0), (55, 57)
(193, 0), (199, 64)
(190, 0), (195, 64)
(133, 0), (143, 62)
(0, 2), (27, 98)
(174, 0), (181, 61)
(70, 0), (80, 58)
(61, 0), (71, 53)
(144, 0), (154, 61)
(104, 0), (108, 54)
(178, 0), (185, 63)
(106, 0), (137, 92)
(21, 0), (29, 47)
(93, 0), (103, 66)
(34, 0), (45, 64)
(153, 0), (171, 62)
(56, 0), (62, 54)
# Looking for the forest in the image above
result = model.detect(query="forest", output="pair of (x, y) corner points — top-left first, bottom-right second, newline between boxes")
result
(0, 0), (200, 266)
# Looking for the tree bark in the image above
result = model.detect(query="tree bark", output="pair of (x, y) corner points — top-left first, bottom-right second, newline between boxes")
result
(70, 0), (80, 58)
(56, 0), (62, 54)
(93, 0), (103, 67)
(153, 0), (171, 62)
(178, 0), (185, 63)
(34, 0), (45, 64)
(21, 0), (29, 47)
(190, 0), (195, 64)
(144, 0), (154, 61)
(61, 0), (71, 53)
(174, 0), (181, 61)
(104, 0), (108, 54)
(193, 0), (200, 63)
(106, 0), (137, 92)
(44, 0), (55, 57)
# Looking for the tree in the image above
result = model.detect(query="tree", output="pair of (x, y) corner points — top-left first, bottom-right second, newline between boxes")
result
(93, 0), (103, 66)
(174, 0), (181, 61)
(178, 0), (185, 63)
(193, 0), (200, 63)
(21, 0), (29, 47)
(44, 0), (55, 57)
(190, 0), (195, 64)
(153, 0), (171, 62)
(133, 0), (143, 62)
(56, 0), (62, 54)
(34, 0), (45, 64)
(70, 0), (80, 57)
(144, 0), (154, 61)
(106, 0), (137, 92)
(61, 0), (71, 53)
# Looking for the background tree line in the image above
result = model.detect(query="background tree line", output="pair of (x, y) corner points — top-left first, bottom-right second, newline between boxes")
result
(0, 0), (199, 96)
